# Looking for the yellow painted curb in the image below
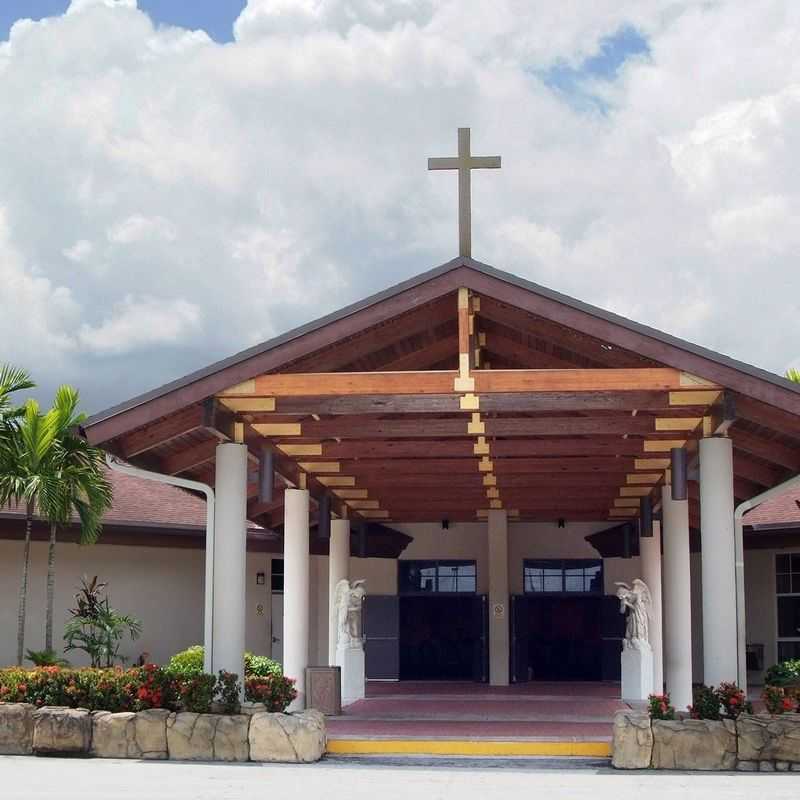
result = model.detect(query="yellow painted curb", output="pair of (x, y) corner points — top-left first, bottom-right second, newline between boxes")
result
(327, 739), (611, 757)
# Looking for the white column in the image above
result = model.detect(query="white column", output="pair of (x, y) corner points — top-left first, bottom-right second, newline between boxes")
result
(212, 443), (248, 682)
(488, 509), (509, 686)
(662, 485), (693, 711)
(699, 436), (738, 686)
(640, 519), (664, 693)
(284, 488), (310, 710)
(328, 518), (350, 664)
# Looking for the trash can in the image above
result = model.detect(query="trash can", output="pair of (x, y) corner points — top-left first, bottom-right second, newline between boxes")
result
(305, 666), (342, 715)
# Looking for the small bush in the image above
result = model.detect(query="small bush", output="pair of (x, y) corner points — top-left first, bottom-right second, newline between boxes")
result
(177, 673), (217, 713)
(689, 685), (721, 720)
(216, 671), (241, 714)
(245, 674), (297, 712)
(648, 693), (676, 720)
(244, 652), (282, 677)
(763, 685), (797, 715)
(717, 681), (752, 719)
(166, 646), (205, 677)
(764, 659), (800, 687)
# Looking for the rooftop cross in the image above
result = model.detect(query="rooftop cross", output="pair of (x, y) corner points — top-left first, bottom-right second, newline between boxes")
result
(428, 127), (501, 258)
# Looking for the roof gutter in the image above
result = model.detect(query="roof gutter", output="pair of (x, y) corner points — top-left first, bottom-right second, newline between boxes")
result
(105, 454), (215, 674)
(734, 473), (800, 691)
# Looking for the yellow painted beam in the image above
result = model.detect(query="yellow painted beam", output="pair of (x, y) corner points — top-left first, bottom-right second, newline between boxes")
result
(298, 462), (340, 473)
(610, 508), (638, 517)
(460, 393), (480, 410)
(218, 397), (276, 412)
(615, 497), (641, 508)
(655, 417), (703, 432)
(326, 739), (611, 757)
(253, 423), (302, 437)
(332, 488), (369, 499)
(359, 510), (390, 519)
(483, 473), (497, 487)
(467, 412), (485, 435)
(635, 458), (670, 471)
(318, 476), (356, 487)
(627, 473), (661, 484)
(346, 500), (380, 510)
(643, 439), (687, 452)
(278, 443), (322, 457)
(669, 390), (721, 406)
(620, 486), (653, 497)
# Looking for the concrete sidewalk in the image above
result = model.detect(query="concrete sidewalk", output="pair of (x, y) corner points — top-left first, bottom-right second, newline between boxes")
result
(4, 756), (800, 800)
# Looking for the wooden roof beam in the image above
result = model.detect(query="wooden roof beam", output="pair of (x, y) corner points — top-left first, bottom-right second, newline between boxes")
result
(219, 368), (720, 398)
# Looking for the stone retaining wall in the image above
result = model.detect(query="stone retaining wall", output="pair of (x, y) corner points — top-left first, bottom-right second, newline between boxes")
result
(612, 711), (800, 771)
(0, 703), (325, 763)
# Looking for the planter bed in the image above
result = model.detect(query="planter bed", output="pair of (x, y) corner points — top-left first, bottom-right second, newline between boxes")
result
(0, 703), (325, 763)
(612, 710), (800, 771)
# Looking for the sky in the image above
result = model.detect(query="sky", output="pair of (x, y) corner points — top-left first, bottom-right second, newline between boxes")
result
(0, 0), (799, 415)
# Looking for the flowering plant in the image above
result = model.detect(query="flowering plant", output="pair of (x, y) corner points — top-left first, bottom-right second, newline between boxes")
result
(648, 693), (676, 720)
(763, 685), (796, 715)
(717, 681), (752, 719)
(216, 671), (241, 714)
(245, 674), (297, 712)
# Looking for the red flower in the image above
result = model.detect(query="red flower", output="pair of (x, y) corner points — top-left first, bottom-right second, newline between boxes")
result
(782, 697), (794, 711)
(137, 687), (149, 700)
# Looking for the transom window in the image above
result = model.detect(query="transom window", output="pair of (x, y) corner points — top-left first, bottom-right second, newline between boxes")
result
(523, 559), (603, 595)
(776, 554), (800, 662)
(399, 560), (477, 594)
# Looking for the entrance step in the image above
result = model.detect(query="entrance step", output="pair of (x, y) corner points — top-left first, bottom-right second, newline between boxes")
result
(326, 738), (612, 758)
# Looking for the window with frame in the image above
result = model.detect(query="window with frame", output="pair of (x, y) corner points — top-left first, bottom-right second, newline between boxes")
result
(523, 559), (603, 595)
(398, 560), (477, 594)
(271, 559), (284, 593)
(776, 554), (800, 661)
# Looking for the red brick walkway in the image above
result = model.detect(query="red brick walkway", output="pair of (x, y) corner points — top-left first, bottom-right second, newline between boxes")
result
(327, 681), (627, 742)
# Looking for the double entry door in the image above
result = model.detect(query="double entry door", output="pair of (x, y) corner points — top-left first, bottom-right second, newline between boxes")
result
(364, 594), (488, 682)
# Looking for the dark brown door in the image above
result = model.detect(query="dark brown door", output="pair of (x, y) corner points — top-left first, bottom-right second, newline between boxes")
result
(364, 595), (399, 680)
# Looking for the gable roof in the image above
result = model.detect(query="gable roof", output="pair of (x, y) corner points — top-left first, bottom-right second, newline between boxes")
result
(85, 256), (800, 444)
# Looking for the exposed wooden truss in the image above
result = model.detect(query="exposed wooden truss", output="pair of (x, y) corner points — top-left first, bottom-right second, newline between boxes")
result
(93, 277), (800, 531)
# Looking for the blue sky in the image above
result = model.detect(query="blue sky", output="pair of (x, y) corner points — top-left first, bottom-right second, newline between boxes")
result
(0, 0), (246, 42)
(542, 26), (650, 110)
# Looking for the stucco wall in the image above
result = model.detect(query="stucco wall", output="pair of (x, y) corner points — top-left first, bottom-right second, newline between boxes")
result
(1, 531), (793, 687)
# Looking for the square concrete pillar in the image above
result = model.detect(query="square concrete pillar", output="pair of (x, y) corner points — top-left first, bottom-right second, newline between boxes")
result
(488, 510), (509, 686)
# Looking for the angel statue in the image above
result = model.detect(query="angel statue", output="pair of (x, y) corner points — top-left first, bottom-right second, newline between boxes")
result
(334, 579), (367, 648)
(614, 579), (652, 650)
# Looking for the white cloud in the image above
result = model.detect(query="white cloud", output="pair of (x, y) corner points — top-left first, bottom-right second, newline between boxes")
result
(0, 0), (798, 411)
(77, 295), (202, 355)
(107, 214), (177, 244)
(62, 239), (94, 262)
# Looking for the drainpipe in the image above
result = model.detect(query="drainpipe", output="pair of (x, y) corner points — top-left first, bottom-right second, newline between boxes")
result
(105, 454), (216, 673)
(734, 473), (800, 692)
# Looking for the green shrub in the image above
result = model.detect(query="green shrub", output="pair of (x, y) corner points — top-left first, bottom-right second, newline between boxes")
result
(689, 685), (721, 720)
(717, 681), (752, 719)
(177, 673), (217, 713)
(166, 645), (205, 676)
(166, 647), (282, 679)
(764, 659), (800, 687)
(244, 652), (282, 677)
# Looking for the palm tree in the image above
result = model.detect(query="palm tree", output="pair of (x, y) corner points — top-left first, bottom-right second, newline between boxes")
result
(42, 387), (112, 652)
(787, 368), (800, 384)
(0, 364), (34, 432)
(0, 385), (111, 664)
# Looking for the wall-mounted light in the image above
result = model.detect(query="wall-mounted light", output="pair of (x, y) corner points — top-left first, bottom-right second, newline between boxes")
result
(557, 518), (566, 529)
(441, 518), (450, 530)
(256, 572), (265, 586)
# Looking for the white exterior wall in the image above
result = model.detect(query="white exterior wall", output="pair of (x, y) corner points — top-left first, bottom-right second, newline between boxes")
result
(2, 529), (792, 685)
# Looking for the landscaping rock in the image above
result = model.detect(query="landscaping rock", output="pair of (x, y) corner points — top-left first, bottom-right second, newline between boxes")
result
(249, 709), (326, 763)
(32, 707), (92, 755)
(91, 712), (140, 758)
(776, 761), (790, 771)
(0, 703), (34, 755)
(759, 760), (775, 772)
(736, 760), (758, 771)
(239, 702), (266, 717)
(167, 712), (217, 761)
(611, 710), (653, 769)
(134, 709), (170, 759)
(651, 718), (737, 771)
(737, 714), (800, 764)
(213, 715), (250, 762)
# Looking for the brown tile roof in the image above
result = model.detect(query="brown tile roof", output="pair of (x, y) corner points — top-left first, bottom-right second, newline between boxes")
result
(1, 467), (261, 531)
(744, 484), (800, 529)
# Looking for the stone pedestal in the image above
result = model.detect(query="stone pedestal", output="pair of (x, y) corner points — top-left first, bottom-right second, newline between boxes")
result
(621, 642), (654, 703)
(337, 644), (365, 707)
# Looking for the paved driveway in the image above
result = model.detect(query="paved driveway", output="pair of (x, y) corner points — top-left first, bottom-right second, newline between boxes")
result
(5, 755), (799, 799)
